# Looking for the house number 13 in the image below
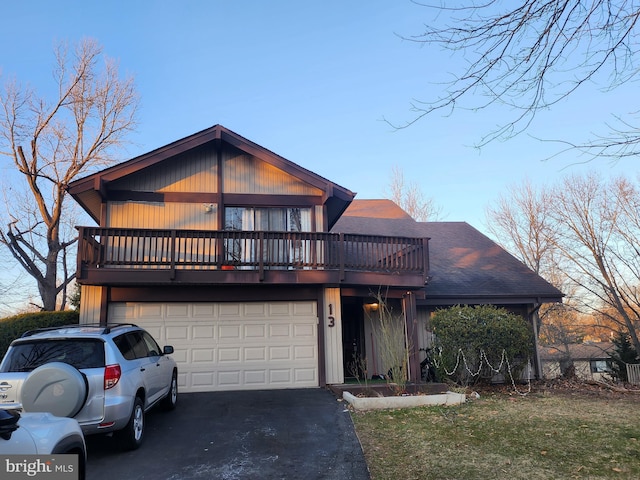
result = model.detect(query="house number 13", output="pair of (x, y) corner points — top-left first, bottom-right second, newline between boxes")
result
(328, 303), (335, 327)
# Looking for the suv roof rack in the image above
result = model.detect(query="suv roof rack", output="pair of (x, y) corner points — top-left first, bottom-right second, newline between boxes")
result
(21, 323), (139, 338)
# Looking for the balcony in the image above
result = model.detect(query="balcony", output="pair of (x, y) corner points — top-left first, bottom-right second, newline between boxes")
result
(76, 227), (429, 287)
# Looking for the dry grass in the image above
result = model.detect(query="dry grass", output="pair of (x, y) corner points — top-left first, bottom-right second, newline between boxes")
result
(351, 388), (640, 480)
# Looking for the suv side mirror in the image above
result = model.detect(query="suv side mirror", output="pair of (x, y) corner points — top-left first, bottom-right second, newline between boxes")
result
(163, 346), (174, 355)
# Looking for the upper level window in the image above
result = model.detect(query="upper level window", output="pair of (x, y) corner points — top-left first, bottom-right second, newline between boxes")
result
(225, 207), (311, 232)
(223, 207), (313, 266)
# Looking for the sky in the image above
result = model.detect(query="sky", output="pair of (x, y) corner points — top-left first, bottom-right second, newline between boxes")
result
(0, 1), (636, 312)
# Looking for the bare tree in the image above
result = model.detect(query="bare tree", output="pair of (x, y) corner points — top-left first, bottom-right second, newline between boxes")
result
(486, 178), (579, 353)
(486, 179), (556, 276)
(548, 174), (640, 353)
(400, 1), (640, 155)
(387, 165), (443, 221)
(0, 39), (139, 311)
(488, 173), (640, 355)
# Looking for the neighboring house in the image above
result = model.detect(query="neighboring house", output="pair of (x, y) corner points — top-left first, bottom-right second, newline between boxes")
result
(68, 124), (563, 392)
(539, 342), (615, 381)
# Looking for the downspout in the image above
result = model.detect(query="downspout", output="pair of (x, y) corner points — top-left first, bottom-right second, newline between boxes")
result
(100, 189), (109, 327)
(216, 139), (224, 268)
(530, 300), (543, 380)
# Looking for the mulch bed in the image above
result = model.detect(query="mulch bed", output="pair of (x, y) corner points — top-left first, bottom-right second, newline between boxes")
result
(329, 377), (640, 401)
(469, 377), (640, 401)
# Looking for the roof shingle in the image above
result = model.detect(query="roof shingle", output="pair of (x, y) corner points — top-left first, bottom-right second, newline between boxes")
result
(332, 199), (563, 304)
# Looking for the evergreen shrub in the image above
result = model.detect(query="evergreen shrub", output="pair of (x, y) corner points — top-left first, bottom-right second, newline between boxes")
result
(0, 311), (79, 358)
(431, 304), (534, 385)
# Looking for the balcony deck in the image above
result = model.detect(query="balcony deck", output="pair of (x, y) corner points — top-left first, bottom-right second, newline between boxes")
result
(76, 227), (429, 288)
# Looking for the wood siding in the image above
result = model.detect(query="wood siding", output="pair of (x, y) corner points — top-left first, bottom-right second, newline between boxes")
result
(323, 288), (344, 384)
(79, 285), (103, 324)
(104, 144), (324, 231)
(111, 146), (218, 193)
(223, 152), (322, 196)
(109, 146), (321, 197)
(108, 201), (218, 230)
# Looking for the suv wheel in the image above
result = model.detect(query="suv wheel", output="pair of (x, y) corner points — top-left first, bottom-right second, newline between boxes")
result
(161, 370), (178, 411)
(116, 396), (144, 450)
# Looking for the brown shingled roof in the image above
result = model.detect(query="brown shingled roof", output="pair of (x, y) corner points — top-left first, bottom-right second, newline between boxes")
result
(539, 342), (614, 361)
(332, 199), (563, 305)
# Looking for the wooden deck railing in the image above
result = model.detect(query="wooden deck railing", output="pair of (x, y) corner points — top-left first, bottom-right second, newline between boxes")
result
(77, 227), (427, 279)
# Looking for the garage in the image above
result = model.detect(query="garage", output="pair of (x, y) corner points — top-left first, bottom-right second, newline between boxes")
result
(108, 301), (319, 392)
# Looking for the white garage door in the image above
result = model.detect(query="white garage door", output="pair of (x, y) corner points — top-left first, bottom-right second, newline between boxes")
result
(108, 301), (319, 392)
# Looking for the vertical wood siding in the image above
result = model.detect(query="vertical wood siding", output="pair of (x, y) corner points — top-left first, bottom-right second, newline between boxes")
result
(112, 147), (218, 193)
(107, 202), (218, 230)
(106, 144), (324, 231)
(323, 288), (344, 384)
(79, 285), (103, 324)
(223, 151), (322, 195)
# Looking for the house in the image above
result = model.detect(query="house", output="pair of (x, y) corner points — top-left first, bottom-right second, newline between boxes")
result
(68, 124), (563, 392)
(539, 342), (614, 381)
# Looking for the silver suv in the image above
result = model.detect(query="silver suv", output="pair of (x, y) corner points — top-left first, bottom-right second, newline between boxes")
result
(0, 323), (178, 450)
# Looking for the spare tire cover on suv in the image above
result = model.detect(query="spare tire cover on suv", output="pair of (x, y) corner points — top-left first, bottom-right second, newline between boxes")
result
(21, 362), (88, 418)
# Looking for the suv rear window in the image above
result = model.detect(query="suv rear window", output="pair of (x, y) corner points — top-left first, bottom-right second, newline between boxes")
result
(1, 339), (105, 372)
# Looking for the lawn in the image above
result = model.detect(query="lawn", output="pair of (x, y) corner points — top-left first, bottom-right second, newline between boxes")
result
(351, 388), (640, 480)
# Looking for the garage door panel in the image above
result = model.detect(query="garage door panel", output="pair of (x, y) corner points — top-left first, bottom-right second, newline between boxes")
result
(294, 345), (316, 360)
(270, 370), (291, 384)
(172, 349), (189, 364)
(219, 348), (241, 362)
(192, 325), (215, 340)
(192, 348), (215, 363)
(294, 324), (315, 337)
(192, 371), (216, 388)
(270, 324), (291, 337)
(193, 304), (216, 317)
(244, 370), (267, 385)
(165, 304), (189, 317)
(269, 346), (291, 361)
(138, 303), (164, 318)
(294, 368), (317, 383)
(293, 302), (316, 316)
(244, 303), (267, 316)
(141, 325), (163, 341)
(166, 325), (189, 341)
(219, 325), (241, 339)
(219, 303), (242, 316)
(245, 324), (266, 338)
(245, 347), (267, 361)
(218, 371), (241, 386)
(110, 301), (318, 392)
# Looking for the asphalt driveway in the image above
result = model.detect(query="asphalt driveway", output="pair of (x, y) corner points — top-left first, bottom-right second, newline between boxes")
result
(85, 388), (370, 480)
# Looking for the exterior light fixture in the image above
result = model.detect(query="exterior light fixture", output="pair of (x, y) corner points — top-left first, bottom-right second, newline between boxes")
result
(364, 302), (379, 312)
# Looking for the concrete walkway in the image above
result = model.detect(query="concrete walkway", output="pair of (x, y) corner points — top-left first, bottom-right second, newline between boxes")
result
(86, 388), (370, 480)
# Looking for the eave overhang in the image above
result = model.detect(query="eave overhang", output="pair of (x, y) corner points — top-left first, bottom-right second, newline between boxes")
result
(417, 294), (564, 307)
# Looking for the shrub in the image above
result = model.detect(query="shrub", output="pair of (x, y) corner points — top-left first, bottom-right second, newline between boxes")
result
(430, 305), (533, 386)
(609, 331), (638, 382)
(0, 311), (79, 358)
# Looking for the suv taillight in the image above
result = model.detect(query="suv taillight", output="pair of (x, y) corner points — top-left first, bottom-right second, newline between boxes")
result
(104, 364), (121, 390)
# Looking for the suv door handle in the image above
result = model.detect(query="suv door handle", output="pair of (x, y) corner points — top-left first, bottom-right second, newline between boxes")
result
(140, 367), (146, 372)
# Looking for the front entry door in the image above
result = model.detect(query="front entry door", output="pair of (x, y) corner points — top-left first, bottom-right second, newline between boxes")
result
(341, 299), (365, 379)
